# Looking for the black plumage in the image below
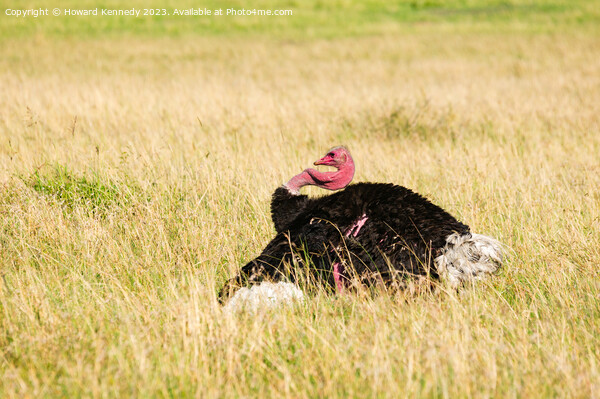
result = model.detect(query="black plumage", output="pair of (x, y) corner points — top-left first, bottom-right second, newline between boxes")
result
(219, 181), (470, 301)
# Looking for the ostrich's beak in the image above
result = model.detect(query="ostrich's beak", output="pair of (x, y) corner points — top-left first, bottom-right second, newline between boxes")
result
(314, 156), (330, 166)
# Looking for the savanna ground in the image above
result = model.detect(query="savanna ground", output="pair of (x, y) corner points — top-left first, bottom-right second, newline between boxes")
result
(1, 0), (600, 397)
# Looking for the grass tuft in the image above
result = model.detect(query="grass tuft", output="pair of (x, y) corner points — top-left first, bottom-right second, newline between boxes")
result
(23, 164), (139, 218)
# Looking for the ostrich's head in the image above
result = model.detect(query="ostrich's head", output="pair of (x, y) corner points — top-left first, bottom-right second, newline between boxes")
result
(284, 146), (355, 195)
(313, 146), (351, 168)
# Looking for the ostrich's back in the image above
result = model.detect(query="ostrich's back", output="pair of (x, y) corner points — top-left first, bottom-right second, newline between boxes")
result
(301, 183), (468, 240)
(350, 183), (469, 246)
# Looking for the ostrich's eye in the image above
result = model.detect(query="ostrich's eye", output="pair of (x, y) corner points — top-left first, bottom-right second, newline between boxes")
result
(328, 152), (335, 157)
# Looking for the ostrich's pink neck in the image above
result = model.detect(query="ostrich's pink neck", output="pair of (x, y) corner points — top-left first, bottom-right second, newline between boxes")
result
(284, 161), (354, 194)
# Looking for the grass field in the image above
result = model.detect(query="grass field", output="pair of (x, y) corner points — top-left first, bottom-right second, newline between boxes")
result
(1, 0), (600, 397)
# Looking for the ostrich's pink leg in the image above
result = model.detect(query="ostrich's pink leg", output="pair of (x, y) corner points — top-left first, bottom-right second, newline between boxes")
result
(331, 213), (369, 293)
(332, 262), (344, 292)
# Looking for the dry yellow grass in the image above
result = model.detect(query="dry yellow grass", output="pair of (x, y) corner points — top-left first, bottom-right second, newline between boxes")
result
(1, 31), (599, 397)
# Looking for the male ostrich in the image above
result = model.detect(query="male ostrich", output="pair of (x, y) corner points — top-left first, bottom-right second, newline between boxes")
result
(219, 146), (502, 307)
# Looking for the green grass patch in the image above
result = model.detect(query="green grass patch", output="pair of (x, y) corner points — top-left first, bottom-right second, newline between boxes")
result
(22, 164), (139, 217)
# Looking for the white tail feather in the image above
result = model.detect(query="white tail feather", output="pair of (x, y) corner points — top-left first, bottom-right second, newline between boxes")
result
(224, 282), (305, 314)
(435, 232), (504, 287)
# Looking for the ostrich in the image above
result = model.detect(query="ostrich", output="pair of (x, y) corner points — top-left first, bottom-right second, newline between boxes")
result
(219, 146), (503, 306)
